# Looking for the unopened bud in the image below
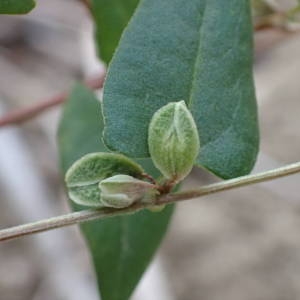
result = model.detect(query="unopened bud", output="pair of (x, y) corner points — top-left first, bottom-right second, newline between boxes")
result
(65, 152), (144, 207)
(99, 174), (156, 208)
(148, 101), (200, 183)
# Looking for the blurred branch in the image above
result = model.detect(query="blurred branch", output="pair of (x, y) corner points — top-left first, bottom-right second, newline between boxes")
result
(1, 160), (300, 242)
(254, 7), (300, 32)
(0, 73), (105, 127)
(80, 0), (91, 10)
(254, 11), (287, 31)
(0, 10), (299, 128)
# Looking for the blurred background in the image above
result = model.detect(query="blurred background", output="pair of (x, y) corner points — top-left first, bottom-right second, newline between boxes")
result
(1, 0), (300, 299)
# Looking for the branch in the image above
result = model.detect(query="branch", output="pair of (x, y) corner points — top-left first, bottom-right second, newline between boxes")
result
(254, 12), (286, 31)
(79, 0), (92, 11)
(0, 73), (105, 127)
(1, 161), (300, 242)
(254, 9), (300, 32)
(0, 20), (297, 128)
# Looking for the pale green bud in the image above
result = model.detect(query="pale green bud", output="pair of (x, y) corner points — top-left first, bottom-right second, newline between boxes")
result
(99, 174), (156, 208)
(65, 152), (144, 207)
(148, 101), (200, 183)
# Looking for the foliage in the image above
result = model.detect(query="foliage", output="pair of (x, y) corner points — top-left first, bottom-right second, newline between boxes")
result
(0, 0), (35, 14)
(2, 0), (280, 299)
(58, 85), (174, 300)
(90, 0), (139, 64)
(148, 101), (200, 183)
(65, 152), (144, 207)
(102, 0), (259, 179)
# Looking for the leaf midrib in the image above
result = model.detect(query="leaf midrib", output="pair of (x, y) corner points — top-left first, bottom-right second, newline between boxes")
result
(67, 179), (101, 188)
(187, 1), (207, 108)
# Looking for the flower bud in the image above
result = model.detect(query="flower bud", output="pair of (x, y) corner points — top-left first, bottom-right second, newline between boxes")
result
(99, 174), (156, 208)
(148, 100), (200, 183)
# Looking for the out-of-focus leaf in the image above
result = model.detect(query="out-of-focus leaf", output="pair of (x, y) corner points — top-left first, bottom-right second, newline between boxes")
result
(90, 0), (139, 64)
(58, 84), (174, 300)
(0, 0), (35, 14)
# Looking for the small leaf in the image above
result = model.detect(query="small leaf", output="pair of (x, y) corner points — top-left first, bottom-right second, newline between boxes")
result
(148, 101), (200, 182)
(58, 84), (174, 300)
(0, 0), (35, 14)
(90, 0), (139, 64)
(65, 153), (144, 207)
(68, 184), (102, 207)
(99, 174), (156, 208)
(102, 0), (259, 179)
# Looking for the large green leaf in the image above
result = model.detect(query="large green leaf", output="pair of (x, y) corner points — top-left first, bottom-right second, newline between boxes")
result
(58, 84), (174, 300)
(102, 0), (259, 179)
(0, 0), (35, 14)
(91, 0), (139, 64)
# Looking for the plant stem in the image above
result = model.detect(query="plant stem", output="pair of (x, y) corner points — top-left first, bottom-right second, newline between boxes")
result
(0, 73), (105, 127)
(79, 0), (92, 11)
(1, 161), (300, 242)
(0, 205), (146, 242)
(159, 161), (300, 203)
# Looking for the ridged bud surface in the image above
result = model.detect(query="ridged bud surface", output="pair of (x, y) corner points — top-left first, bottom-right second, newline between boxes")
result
(148, 101), (200, 182)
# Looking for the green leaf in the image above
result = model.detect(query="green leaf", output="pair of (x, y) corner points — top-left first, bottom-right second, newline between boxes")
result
(65, 153), (144, 207)
(0, 0), (35, 14)
(58, 84), (174, 300)
(102, 0), (259, 179)
(90, 0), (139, 64)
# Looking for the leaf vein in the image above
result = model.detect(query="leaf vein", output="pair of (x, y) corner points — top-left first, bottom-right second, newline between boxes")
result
(187, 0), (207, 108)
